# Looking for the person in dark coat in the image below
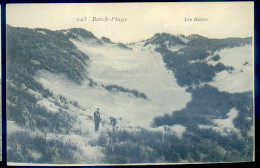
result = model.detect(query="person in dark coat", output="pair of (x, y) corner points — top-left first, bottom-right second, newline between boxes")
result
(94, 108), (101, 132)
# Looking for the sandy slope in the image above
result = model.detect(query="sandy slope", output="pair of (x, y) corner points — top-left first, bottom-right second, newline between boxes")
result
(35, 39), (191, 128)
(208, 44), (253, 93)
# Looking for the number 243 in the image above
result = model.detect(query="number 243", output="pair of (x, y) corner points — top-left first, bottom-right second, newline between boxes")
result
(76, 17), (88, 21)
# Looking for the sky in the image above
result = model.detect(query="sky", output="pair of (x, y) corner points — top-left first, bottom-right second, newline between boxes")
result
(6, 2), (254, 43)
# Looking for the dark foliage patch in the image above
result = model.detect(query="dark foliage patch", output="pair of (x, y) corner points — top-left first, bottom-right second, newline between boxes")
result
(8, 131), (79, 163)
(7, 25), (89, 84)
(153, 85), (253, 134)
(102, 84), (148, 100)
(100, 127), (253, 163)
(144, 33), (186, 48)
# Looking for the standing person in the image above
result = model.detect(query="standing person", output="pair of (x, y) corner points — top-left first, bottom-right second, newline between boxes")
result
(94, 108), (101, 132)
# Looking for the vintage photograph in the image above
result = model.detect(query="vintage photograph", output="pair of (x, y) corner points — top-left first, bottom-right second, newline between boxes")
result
(6, 2), (254, 165)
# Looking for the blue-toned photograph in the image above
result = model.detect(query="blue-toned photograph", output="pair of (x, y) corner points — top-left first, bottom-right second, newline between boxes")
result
(6, 2), (254, 165)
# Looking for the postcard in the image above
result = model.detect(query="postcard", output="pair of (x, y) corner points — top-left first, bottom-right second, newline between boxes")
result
(6, 2), (254, 165)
